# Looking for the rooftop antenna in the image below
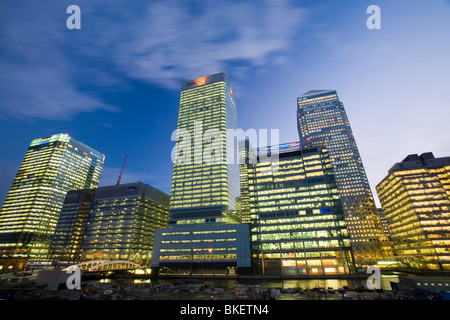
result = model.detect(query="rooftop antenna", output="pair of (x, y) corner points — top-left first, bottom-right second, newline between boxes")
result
(116, 154), (128, 185)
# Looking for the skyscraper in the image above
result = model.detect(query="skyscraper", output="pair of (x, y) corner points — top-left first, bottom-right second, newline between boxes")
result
(48, 188), (97, 263)
(246, 143), (354, 276)
(238, 139), (253, 224)
(376, 153), (450, 270)
(297, 90), (389, 263)
(0, 133), (104, 263)
(170, 72), (239, 222)
(151, 73), (251, 276)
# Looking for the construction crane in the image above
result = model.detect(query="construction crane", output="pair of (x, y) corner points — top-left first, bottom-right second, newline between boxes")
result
(116, 154), (128, 185)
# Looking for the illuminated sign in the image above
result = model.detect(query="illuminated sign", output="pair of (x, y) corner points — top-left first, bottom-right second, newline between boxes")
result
(275, 142), (298, 149)
(185, 78), (206, 87)
(39, 139), (51, 145)
(182, 73), (227, 90)
(90, 152), (104, 160)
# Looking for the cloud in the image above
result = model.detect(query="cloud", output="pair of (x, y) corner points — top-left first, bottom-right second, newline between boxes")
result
(0, 61), (117, 120)
(0, 2), (117, 121)
(0, 1), (305, 120)
(111, 0), (305, 89)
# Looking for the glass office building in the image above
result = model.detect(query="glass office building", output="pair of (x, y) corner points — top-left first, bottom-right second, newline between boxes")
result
(238, 139), (254, 224)
(151, 223), (251, 276)
(170, 72), (239, 221)
(0, 133), (104, 262)
(152, 73), (251, 276)
(246, 143), (354, 276)
(48, 188), (97, 263)
(77, 182), (170, 264)
(297, 90), (389, 263)
(376, 153), (450, 270)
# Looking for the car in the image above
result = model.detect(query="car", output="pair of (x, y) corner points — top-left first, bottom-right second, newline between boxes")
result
(327, 287), (335, 294)
(345, 287), (355, 291)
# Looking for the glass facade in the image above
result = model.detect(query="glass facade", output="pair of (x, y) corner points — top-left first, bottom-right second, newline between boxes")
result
(152, 73), (251, 275)
(376, 153), (450, 270)
(297, 90), (390, 263)
(238, 139), (253, 224)
(0, 133), (104, 261)
(246, 144), (354, 276)
(48, 188), (97, 263)
(80, 182), (170, 264)
(151, 223), (251, 276)
(170, 73), (239, 220)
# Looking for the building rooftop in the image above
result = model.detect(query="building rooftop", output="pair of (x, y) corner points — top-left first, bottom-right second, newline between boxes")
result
(298, 89), (335, 99)
(388, 152), (450, 174)
(94, 181), (170, 205)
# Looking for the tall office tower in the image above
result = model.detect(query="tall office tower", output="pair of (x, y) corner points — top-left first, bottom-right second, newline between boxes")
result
(151, 74), (252, 276)
(0, 133), (104, 264)
(247, 143), (354, 276)
(238, 139), (253, 224)
(79, 182), (170, 264)
(376, 153), (450, 271)
(48, 189), (97, 263)
(297, 90), (389, 263)
(377, 208), (391, 238)
(170, 73), (239, 222)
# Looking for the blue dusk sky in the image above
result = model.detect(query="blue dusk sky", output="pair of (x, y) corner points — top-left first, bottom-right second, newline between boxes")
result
(0, 0), (449, 207)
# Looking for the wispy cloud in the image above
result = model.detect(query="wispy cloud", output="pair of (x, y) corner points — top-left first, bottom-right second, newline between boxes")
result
(0, 2), (117, 120)
(0, 61), (117, 120)
(0, 1), (305, 120)
(111, 0), (305, 88)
